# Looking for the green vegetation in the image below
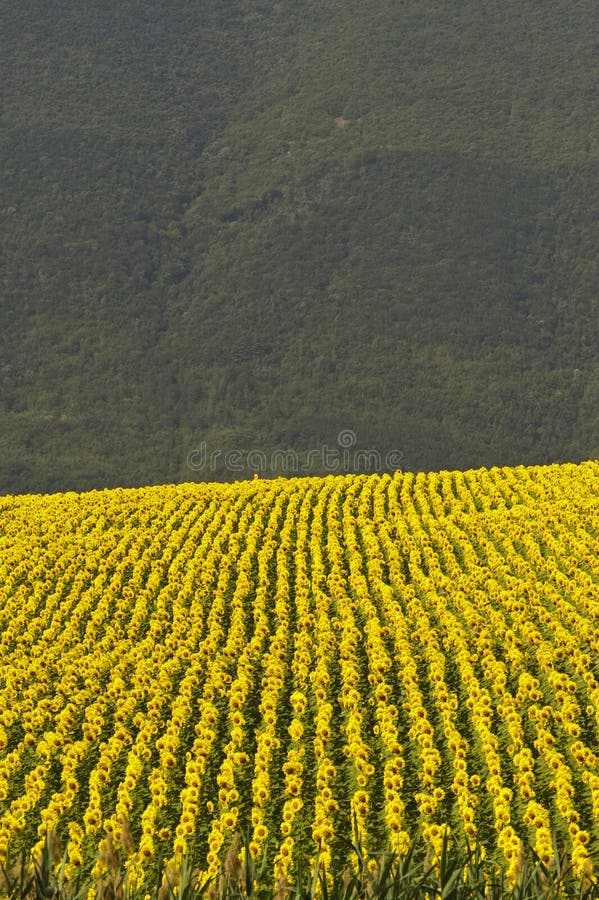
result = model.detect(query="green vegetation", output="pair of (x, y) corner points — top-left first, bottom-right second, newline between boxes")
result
(1, 0), (597, 492)
(2, 829), (598, 899)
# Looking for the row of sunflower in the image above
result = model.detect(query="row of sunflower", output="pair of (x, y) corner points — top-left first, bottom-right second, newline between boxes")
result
(0, 462), (598, 888)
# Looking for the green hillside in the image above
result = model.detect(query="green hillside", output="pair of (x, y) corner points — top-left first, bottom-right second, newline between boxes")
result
(1, 0), (597, 492)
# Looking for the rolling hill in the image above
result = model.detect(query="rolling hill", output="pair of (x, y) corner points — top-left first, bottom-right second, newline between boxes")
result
(1, 0), (597, 492)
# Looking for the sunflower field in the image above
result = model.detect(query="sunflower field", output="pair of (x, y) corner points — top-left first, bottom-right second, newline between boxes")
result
(1, 462), (599, 891)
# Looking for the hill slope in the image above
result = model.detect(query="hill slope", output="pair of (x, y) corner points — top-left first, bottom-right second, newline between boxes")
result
(1, 0), (598, 491)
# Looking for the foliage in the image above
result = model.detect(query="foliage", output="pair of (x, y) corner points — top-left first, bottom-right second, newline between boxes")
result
(1, 829), (598, 899)
(1, 1), (598, 492)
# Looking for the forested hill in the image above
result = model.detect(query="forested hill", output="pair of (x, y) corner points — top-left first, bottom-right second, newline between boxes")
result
(1, 0), (597, 493)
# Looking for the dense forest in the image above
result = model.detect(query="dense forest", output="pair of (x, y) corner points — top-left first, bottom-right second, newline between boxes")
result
(1, 0), (597, 492)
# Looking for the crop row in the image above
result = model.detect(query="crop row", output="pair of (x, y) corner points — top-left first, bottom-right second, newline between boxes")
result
(0, 462), (598, 888)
